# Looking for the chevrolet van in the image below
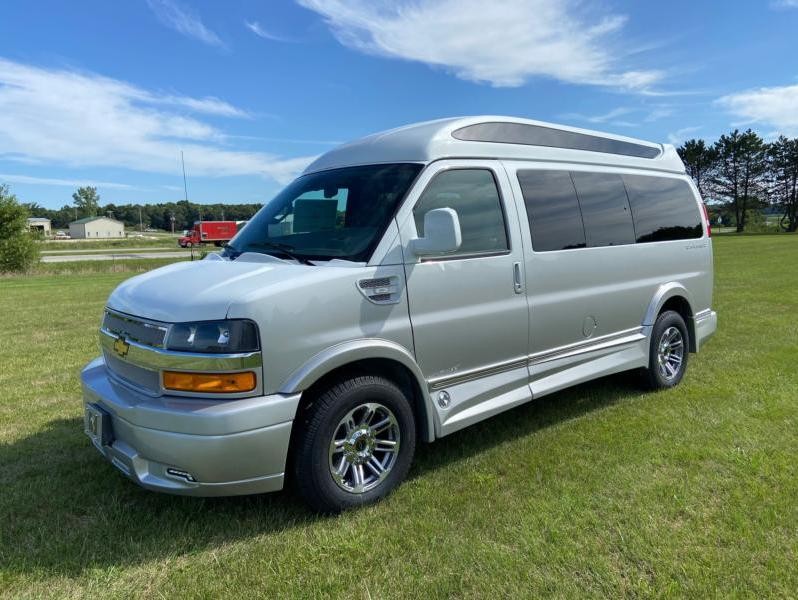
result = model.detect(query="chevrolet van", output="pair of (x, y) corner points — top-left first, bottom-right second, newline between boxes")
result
(82, 116), (717, 512)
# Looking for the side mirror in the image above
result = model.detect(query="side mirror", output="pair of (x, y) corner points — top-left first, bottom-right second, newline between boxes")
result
(410, 208), (462, 256)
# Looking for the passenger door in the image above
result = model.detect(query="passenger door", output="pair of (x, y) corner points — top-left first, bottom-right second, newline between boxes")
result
(397, 160), (530, 435)
(506, 163), (651, 394)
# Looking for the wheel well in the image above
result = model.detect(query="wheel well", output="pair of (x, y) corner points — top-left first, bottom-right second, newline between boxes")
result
(659, 296), (696, 352)
(294, 358), (430, 442)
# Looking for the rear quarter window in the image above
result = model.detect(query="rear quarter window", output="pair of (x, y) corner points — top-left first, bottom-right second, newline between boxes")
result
(623, 175), (703, 242)
(570, 172), (636, 247)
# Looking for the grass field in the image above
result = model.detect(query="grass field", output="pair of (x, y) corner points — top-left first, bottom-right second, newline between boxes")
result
(40, 235), (180, 251)
(28, 257), (188, 276)
(1, 236), (796, 598)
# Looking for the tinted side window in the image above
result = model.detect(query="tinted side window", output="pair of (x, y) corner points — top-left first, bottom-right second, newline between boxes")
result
(623, 175), (703, 242)
(570, 172), (636, 247)
(517, 170), (586, 251)
(452, 122), (661, 159)
(414, 169), (508, 256)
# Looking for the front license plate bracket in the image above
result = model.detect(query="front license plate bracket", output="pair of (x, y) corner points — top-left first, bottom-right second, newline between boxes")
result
(84, 403), (114, 448)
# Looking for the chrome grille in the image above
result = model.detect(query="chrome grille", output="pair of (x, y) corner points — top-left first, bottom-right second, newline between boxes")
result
(357, 276), (400, 305)
(103, 310), (168, 348)
(359, 277), (392, 289)
(369, 293), (392, 302)
(103, 349), (161, 395)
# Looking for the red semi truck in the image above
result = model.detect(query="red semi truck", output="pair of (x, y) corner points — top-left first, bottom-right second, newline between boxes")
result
(178, 221), (238, 247)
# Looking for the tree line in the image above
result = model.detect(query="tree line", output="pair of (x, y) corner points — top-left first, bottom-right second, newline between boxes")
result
(678, 131), (798, 232)
(23, 186), (263, 231)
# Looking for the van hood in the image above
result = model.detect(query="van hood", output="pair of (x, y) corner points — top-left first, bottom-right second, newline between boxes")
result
(107, 256), (330, 323)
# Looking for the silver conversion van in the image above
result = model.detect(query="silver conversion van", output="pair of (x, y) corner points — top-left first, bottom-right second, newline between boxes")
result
(82, 116), (717, 512)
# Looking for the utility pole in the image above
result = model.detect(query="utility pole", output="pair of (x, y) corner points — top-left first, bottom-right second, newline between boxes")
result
(139, 206), (143, 232)
(181, 150), (198, 224)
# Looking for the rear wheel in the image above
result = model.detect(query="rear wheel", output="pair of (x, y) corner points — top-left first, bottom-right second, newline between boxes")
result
(292, 375), (416, 513)
(643, 310), (689, 390)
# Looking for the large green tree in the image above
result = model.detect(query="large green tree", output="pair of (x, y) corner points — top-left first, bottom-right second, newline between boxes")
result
(677, 139), (718, 199)
(767, 136), (798, 232)
(72, 186), (100, 217)
(712, 129), (768, 232)
(0, 185), (40, 272)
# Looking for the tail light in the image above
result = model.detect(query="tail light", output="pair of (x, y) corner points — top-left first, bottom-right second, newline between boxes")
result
(700, 203), (711, 237)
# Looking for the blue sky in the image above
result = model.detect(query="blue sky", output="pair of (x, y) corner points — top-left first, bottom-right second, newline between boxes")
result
(1, 0), (797, 209)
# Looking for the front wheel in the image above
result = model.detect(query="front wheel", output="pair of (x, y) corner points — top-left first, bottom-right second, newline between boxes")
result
(292, 375), (416, 513)
(643, 310), (689, 390)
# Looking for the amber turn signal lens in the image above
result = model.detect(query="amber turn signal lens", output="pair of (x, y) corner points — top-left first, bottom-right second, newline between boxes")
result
(163, 371), (256, 393)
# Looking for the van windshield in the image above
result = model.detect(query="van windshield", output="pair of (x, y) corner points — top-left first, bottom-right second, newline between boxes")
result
(225, 163), (422, 263)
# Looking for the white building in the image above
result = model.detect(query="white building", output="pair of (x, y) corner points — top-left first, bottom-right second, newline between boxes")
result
(69, 216), (125, 239)
(27, 217), (52, 236)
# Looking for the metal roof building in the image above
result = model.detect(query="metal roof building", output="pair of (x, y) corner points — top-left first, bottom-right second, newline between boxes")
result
(69, 216), (125, 239)
(27, 217), (52, 236)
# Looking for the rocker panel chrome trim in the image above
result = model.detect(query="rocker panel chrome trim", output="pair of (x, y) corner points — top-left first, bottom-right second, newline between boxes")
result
(528, 327), (645, 366)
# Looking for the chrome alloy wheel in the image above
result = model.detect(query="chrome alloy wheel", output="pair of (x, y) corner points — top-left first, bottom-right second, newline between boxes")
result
(328, 402), (400, 494)
(657, 326), (684, 380)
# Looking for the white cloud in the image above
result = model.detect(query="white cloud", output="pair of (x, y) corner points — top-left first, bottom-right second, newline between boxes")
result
(667, 126), (702, 146)
(146, 0), (225, 47)
(563, 107), (635, 125)
(585, 107), (635, 124)
(245, 20), (293, 42)
(563, 105), (673, 128)
(296, 0), (662, 89)
(771, 0), (798, 8)
(644, 107), (673, 122)
(0, 174), (135, 189)
(716, 84), (798, 136)
(0, 58), (315, 184)
(157, 95), (250, 118)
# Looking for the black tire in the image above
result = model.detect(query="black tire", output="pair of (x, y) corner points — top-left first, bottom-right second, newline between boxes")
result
(643, 310), (689, 390)
(292, 375), (416, 513)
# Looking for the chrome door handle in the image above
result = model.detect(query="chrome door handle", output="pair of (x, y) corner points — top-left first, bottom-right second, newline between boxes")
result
(513, 262), (523, 294)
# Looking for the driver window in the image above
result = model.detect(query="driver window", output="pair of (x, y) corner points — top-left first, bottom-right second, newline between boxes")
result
(413, 169), (508, 256)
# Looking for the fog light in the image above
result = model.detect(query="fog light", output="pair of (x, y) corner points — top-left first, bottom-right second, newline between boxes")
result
(166, 468), (197, 483)
(163, 371), (256, 393)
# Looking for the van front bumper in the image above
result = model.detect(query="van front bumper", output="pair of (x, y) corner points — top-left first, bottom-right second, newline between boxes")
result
(81, 356), (301, 496)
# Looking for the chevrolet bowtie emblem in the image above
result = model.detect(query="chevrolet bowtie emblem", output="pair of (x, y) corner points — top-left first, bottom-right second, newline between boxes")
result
(113, 336), (130, 358)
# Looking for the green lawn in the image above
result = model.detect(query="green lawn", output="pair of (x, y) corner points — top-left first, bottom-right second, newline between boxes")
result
(41, 235), (180, 251)
(30, 257), (190, 276)
(1, 236), (796, 598)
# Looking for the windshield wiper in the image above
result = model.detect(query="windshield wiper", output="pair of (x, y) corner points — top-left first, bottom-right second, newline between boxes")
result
(240, 241), (314, 266)
(224, 244), (242, 259)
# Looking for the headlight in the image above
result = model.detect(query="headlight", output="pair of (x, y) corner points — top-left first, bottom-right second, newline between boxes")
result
(166, 319), (259, 354)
